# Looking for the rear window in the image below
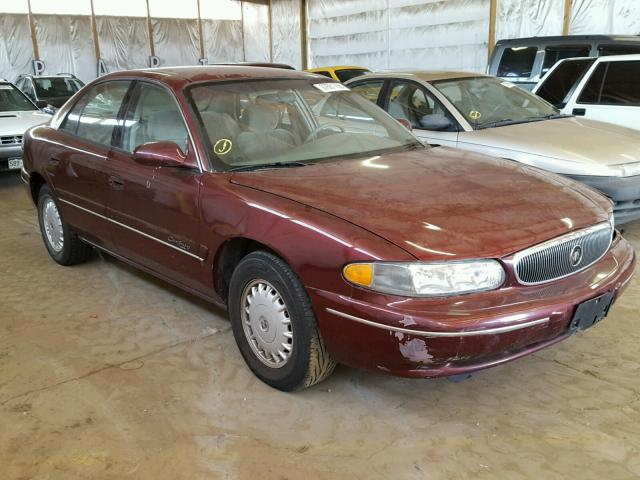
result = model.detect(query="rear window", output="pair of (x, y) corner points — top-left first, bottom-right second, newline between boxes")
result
(579, 61), (640, 106)
(497, 46), (538, 78)
(598, 44), (640, 56)
(536, 58), (595, 107)
(313, 71), (332, 79)
(335, 69), (370, 83)
(541, 45), (590, 76)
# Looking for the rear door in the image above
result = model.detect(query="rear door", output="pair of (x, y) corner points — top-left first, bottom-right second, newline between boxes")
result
(106, 81), (208, 290)
(48, 80), (132, 249)
(567, 60), (640, 130)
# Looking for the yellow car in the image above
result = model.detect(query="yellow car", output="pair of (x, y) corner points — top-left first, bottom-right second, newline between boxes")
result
(307, 66), (371, 83)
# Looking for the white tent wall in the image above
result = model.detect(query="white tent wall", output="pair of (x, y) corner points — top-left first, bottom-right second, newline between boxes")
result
(0, 14), (32, 82)
(151, 18), (200, 67)
(570, 0), (640, 35)
(271, 0), (303, 69)
(96, 16), (150, 72)
(495, 0), (563, 40)
(243, 1), (271, 62)
(33, 14), (96, 82)
(202, 19), (245, 63)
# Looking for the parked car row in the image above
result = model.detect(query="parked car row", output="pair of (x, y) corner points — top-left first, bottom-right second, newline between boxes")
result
(20, 65), (636, 391)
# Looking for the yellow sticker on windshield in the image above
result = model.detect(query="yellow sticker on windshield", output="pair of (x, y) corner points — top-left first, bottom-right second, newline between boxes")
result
(469, 110), (482, 120)
(214, 138), (232, 155)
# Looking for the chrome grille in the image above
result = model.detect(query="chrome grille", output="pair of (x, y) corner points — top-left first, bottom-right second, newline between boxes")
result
(0, 135), (22, 146)
(514, 222), (613, 285)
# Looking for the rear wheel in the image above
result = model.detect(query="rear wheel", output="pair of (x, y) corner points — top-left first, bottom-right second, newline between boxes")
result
(228, 251), (336, 391)
(37, 185), (92, 265)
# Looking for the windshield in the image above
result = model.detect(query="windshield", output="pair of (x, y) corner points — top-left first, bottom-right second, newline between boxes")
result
(33, 77), (83, 98)
(188, 79), (422, 170)
(432, 76), (559, 129)
(0, 84), (37, 112)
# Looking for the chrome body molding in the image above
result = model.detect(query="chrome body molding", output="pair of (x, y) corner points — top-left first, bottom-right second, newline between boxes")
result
(59, 198), (205, 261)
(513, 221), (613, 286)
(325, 308), (550, 337)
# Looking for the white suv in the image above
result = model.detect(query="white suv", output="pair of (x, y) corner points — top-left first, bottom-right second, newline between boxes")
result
(533, 54), (640, 131)
(0, 81), (51, 172)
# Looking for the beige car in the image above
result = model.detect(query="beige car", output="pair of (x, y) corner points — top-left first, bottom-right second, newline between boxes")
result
(345, 71), (640, 224)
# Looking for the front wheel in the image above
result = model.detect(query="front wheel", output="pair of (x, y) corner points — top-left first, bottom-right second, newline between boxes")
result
(37, 185), (92, 266)
(228, 251), (336, 391)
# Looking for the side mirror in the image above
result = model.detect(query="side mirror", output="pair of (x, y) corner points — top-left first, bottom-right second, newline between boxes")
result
(132, 141), (188, 168)
(395, 118), (412, 130)
(418, 114), (452, 131)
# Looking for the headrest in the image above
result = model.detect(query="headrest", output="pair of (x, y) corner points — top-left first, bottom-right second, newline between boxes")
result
(242, 104), (280, 132)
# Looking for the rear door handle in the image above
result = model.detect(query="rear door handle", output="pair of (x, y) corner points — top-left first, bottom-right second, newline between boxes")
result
(108, 175), (125, 189)
(48, 155), (61, 166)
(572, 108), (586, 116)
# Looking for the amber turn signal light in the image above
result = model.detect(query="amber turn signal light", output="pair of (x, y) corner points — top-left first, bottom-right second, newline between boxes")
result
(343, 263), (373, 287)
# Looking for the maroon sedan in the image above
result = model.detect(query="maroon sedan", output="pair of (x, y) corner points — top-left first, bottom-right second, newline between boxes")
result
(21, 67), (635, 391)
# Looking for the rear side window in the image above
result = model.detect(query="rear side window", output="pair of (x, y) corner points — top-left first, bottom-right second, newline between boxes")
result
(61, 81), (131, 146)
(579, 61), (640, 106)
(536, 58), (595, 107)
(497, 47), (538, 78)
(350, 80), (385, 104)
(541, 45), (590, 76)
(598, 44), (640, 56)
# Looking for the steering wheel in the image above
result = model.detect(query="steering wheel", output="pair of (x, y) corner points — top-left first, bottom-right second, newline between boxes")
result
(305, 124), (345, 142)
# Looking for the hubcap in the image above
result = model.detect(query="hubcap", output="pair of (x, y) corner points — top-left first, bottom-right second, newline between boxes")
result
(42, 198), (64, 253)
(241, 279), (293, 368)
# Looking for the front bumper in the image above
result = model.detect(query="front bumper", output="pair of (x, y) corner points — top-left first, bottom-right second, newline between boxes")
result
(0, 145), (23, 172)
(309, 235), (635, 378)
(568, 174), (640, 225)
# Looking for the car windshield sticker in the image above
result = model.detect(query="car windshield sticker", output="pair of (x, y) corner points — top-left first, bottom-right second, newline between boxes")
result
(501, 81), (516, 88)
(469, 110), (482, 120)
(214, 138), (233, 155)
(313, 83), (350, 93)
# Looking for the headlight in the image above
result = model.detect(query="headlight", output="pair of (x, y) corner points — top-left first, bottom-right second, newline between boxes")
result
(343, 260), (505, 297)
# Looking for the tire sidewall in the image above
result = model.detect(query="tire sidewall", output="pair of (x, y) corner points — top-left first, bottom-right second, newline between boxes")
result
(37, 186), (71, 264)
(229, 252), (315, 391)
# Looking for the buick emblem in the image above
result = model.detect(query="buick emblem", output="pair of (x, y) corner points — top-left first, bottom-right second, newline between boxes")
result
(570, 245), (583, 267)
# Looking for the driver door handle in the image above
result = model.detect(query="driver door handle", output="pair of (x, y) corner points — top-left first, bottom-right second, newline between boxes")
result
(108, 175), (125, 189)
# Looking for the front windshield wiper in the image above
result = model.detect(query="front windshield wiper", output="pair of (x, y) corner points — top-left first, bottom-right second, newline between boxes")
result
(228, 161), (308, 173)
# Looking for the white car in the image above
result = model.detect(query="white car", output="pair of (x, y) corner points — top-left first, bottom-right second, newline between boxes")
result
(0, 81), (51, 172)
(533, 54), (640, 131)
(346, 71), (640, 224)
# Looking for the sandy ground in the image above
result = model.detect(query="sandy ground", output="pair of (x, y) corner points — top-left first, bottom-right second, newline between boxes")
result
(1, 171), (639, 480)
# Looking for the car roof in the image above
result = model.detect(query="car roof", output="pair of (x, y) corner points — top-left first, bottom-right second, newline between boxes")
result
(496, 34), (640, 45)
(348, 70), (483, 83)
(99, 65), (319, 89)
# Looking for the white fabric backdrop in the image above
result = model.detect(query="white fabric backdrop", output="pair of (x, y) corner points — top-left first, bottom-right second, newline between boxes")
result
(496, 0), (563, 40)
(271, 0), (302, 69)
(34, 14), (96, 82)
(242, 2), (270, 62)
(97, 16), (149, 72)
(151, 18), (200, 67)
(203, 19), (244, 63)
(570, 0), (640, 35)
(0, 14), (33, 82)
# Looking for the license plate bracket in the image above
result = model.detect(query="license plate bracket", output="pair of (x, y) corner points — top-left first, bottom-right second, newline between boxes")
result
(569, 291), (614, 333)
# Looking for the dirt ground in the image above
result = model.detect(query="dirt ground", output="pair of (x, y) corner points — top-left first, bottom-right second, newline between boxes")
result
(1, 171), (639, 480)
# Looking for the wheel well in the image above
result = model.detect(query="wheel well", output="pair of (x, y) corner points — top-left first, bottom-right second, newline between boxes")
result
(214, 238), (278, 304)
(29, 173), (46, 204)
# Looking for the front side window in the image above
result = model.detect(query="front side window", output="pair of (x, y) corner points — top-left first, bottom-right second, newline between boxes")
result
(497, 46), (538, 78)
(335, 69), (370, 83)
(188, 79), (421, 170)
(350, 80), (385, 104)
(433, 76), (558, 129)
(62, 81), (131, 146)
(387, 81), (453, 130)
(121, 83), (189, 153)
(536, 58), (596, 107)
(0, 83), (37, 112)
(578, 61), (640, 106)
(33, 77), (83, 99)
(541, 45), (590, 76)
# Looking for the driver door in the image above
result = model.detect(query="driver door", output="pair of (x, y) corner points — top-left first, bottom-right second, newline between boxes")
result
(385, 80), (459, 148)
(105, 81), (209, 292)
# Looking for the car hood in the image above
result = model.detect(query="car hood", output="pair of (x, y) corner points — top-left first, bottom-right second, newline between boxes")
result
(230, 147), (610, 260)
(0, 110), (51, 136)
(459, 117), (640, 170)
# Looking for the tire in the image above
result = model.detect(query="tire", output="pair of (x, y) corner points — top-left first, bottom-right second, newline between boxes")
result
(37, 185), (92, 266)
(228, 251), (336, 391)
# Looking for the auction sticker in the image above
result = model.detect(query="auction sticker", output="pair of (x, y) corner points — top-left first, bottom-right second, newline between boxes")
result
(313, 83), (350, 93)
(214, 138), (232, 155)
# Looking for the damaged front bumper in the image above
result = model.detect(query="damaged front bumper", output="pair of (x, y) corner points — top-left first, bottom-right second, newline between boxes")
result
(309, 234), (635, 379)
